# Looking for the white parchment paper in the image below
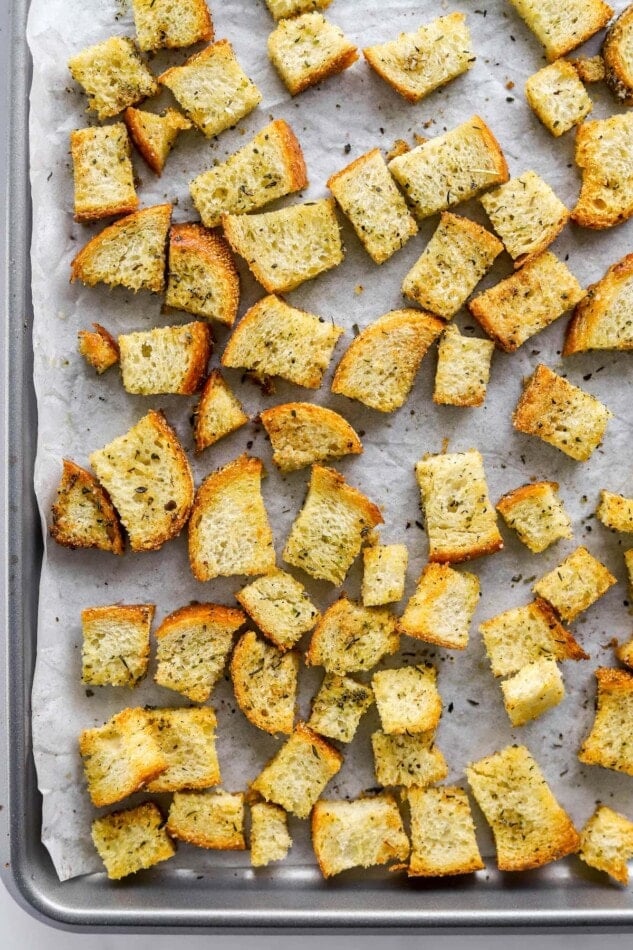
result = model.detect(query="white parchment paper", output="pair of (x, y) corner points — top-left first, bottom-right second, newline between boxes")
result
(27, 0), (633, 881)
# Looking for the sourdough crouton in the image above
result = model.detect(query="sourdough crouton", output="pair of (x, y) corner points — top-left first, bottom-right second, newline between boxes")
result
(145, 707), (220, 792)
(571, 55), (606, 83)
(125, 107), (192, 175)
(131, 0), (213, 52)
(306, 597), (399, 674)
(372, 730), (448, 788)
(579, 805), (633, 885)
(167, 791), (245, 849)
(236, 570), (319, 651)
(572, 112), (633, 229)
(118, 322), (211, 396)
(372, 664), (442, 735)
(307, 673), (374, 742)
(250, 722), (343, 818)
(402, 213), (503, 320)
(166, 224), (239, 326)
(497, 481), (573, 554)
(267, 12), (358, 96)
(331, 309), (443, 412)
(188, 454), (275, 581)
(71, 124), (138, 222)
(91, 802), (175, 880)
(533, 546), (617, 622)
(603, 6), (633, 104)
(415, 449), (503, 563)
(266, 0), (332, 19)
(81, 603), (153, 687)
(230, 630), (298, 735)
(68, 36), (158, 120)
(362, 543), (408, 607)
(50, 459), (123, 554)
(398, 562), (479, 650)
(250, 802), (292, 868)
(597, 490), (633, 532)
(564, 254), (633, 354)
(260, 403), (362, 473)
(154, 603), (245, 703)
(513, 364), (612, 461)
(407, 786), (484, 877)
(433, 325), (495, 408)
(525, 60), (592, 137)
(78, 323), (119, 374)
(579, 668), (633, 776)
(388, 116), (509, 220)
(89, 409), (193, 552)
(312, 795), (409, 878)
(500, 657), (565, 727)
(617, 637), (633, 670)
(70, 203), (171, 293)
(327, 149), (417, 264)
(193, 371), (248, 453)
(508, 0), (613, 61)
(468, 252), (585, 352)
(283, 465), (383, 584)
(158, 40), (261, 138)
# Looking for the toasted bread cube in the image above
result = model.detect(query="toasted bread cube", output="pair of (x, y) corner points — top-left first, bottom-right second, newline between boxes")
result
(154, 603), (245, 703)
(312, 795), (409, 878)
(579, 668), (633, 776)
(407, 786), (484, 877)
(572, 112), (633, 229)
(266, 0), (332, 19)
(166, 224), (239, 326)
(597, 490), (633, 532)
(50, 458), (123, 555)
(236, 570), (319, 652)
(513, 364), (612, 461)
(125, 106), (192, 175)
(260, 403), (362, 473)
(508, 0), (613, 61)
(415, 449), (503, 564)
(145, 707), (220, 792)
(188, 454), (275, 581)
(192, 371), (248, 454)
(81, 603), (153, 687)
(497, 481), (573, 554)
(71, 124), (138, 222)
(306, 597), (398, 674)
(79, 707), (168, 807)
(433, 325), (495, 408)
(617, 637), (633, 670)
(91, 803), (175, 880)
(159, 40), (261, 138)
(230, 630), (298, 735)
(131, 0), (213, 52)
(402, 213), (503, 320)
(118, 322), (211, 396)
(167, 791), (246, 849)
(564, 254), (633, 354)
(307, 673), (374, 742)
(579, 805), (633, 885)
(268, 12), (358, 96)
(362, 543), (408, 607)
(68, 36), (157, 120)
(250, 722), (343, 818)
(533, 546), (617, 622)
(604, 7), (633, 104)
(331, 309), (443, 412)
(388, 116), (509, 221)
(399, 562), (479, 650)
(571, 55), (606, 83)
(500, 657), (565, 727)
(78, 323), (120, 374)
(250, 802), (292, 868)
(284, 465), (383, 585)
(372, 664), (442, 735)
(371, 730), (448, 788)
(525, 60), (592, 137)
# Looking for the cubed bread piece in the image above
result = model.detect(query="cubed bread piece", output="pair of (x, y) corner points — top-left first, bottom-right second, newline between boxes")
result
(125, 107), (192, 175)
(571, 55), (606, 83)
(118, 322), (211, 396)
(597, 490), (633, 532)
(193, 371), (248, 454)
(131, 0), (213, 52)
(230, 630), (298, 735)
(508, 0), (613, 61)
(81, 603), (154, 687)
(525, 60), (592, 137)
(579, 805), (633, 884)
(154, 603), (245, 703)
(267, 12), (358, 96)
(513, 364), (612, 461)
(433, 325), (495, 407)
(388, 116), (509, 220)
(500, 657), (565, 727)
(236, 570), (319, 651)
(50, 458), (123, 554)
(307, 673), (374, 742)
(372, 664), (442, 735)
(223, 199), (343, 293)
(145, 707), (220, 792)
(579, 668), (633, 775)
(407, 786), (484, 877)
(415, 449), (503, 563)
(283, 465), (383, 585)
(91, 803), (175, 880)
(399, 562), (479, 650)
(362, 543), (408, 607)
(78, 323), (120, 374)
(572, 112), (633, 229)
(167, 791), (246, 849)
(306, 597), (399, 674)
(603, 6), (633, 104)
(331, 309), (443, 412)
(260, 403), (362, 473)
(250, 722), (343, 818)
(533, 546), (617, 622)
(71, 124), (138, 222)
(188, 454), (275, 581)
(327, 149), (417, 263)
(312, 795), (409, 878)
(468, 252), (585, 352)
(89, 410), (193, 552)
(564, 254), (633, 354)
(617, 638), (633, 670)
(266, 0), (331, 19)
(371, 730), (448, 788)
(68, 36), (158, 120)
(497, 481), (573, 554)
(165, 224), (239, 326)
(250, 802), (292, 868)
(159, 40), (261, 138)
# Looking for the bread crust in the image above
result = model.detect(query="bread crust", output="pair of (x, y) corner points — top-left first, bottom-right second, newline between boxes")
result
(78, 323), (120, 373)
(50, 458), (124, 554)
(564, 253), (633, 354)
(603, 7), (633, 104)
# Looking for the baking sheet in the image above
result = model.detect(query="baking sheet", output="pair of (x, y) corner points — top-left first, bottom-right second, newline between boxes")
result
(27, 0), (633, 883)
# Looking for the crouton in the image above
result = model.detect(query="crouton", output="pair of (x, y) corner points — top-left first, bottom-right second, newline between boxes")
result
(68, 36), (158, 120)
(268, 12), (358, 96)
(118, 322), (211, 396)
(402, 213), (503, 320)
(312, 795), (409, 878)
(79, 707), (168, 807)
(91, 803), (175, 880)
(144, 707), (220, 792)
(571, 55), (606, 83)
(266, 0), (332, 19)
(222, 295), (343, 389)
(306, 597), (399, 674)
(70, 203), (172, 294)
(307, 673), (374, 742)
(500, 657), (565, 727)
(283, 465), (383, 585)
(579, 667), (633, 776)
(508, 0), (613, 61)
(250, 802), (292, 868)
(533, 546), (617, 622)
(190, 119), (307, 228)
(372, 664), (442, 735)
(125, 107), (192, 175)
(597, 490), (633, 532)
(131, 0), (213, 52)
(579, 805), (633, 884)
(387, 116), (509, 220)
(50, 458), (123, 555)
(497, 481), (573, 554)
(158, 40), (262, 138)
(230, 629), (298, 735)
(564, 254), (633, 354)
(236, 570), (319, 651)
(192, 371), (248, 454)
(399, 562), (479, 650)
(167, 791), (246, 849)
(525, 60), (593, 137)
(371, 730), (448, 788)
(603, 6), (633, 104)
(81, 603), (154, 687)
(250, 722), (343, 818)
(407, 786), (484, 877)
(331, 309), (443, 412)
(223, 199), (343, 293)
(415, 449), (503, 563)
(433, 325), (495, 408)
(362, 543), (408, 607)
(154, 603), (245, 703)
(89, 409), (193, 552)
(327, 149), (417, 264)
(188, 454), (275, 581)
(572, 112), (633, 229)
(78, 323), (119, 374)
(513, 364), (612, 461)
(166, 224), (239, 326)
(260, 403), (362, 473)
(71, 124), (138, 222)
(617, 637), (633, 670)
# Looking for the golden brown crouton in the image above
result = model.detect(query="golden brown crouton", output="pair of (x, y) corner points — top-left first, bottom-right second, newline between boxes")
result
(68, 36), (158, 120)
(597, 490), (633, 532)
(564, 254), (633, 354)
(118, 322), (211, 396)
(533, 546), (617, 622)
(124, 107), (192, 175)
(399, 562), (480, 650)
(91, 803), (175, 880)
(306, 597), (399, 674)
(407, 786), (484, 877)
(78, 323), (120, 374)
(167, 791), (246, 850)
(268, 12), (358, 96)
(131, 0), (213, 52)
(500, 657), (565, 727)
(572, 112), (633, 229)
(603, 6), (633, 104)
(579, 668), (633, 776)
(307, 673), (374, 742)
(570, 55), (606, 83)
(626, 549), (633, 607)
(236, 570), (319, 651)
(362, 543), (408, 607)
(250, 802), (292, 868)
(433, 325), (495, 408)
(192, 371), (248, 454)
(371, 730), (448, 788)
(230, 629), (299, 735)
(579, 805), (633, 884)
(71, 124), (138, 222)
(260, 403), (362, 472)
(507, 0), (613, 61)
(145, 707), (220, 792)
(525, 60), (593, 137)
(312, 795), (409, 878)
(372, 664), (442, 735)
(81, 603), (154, 687)
(497, 481), (573, 553)
(50, 458), (123, 555)
(166, 224), (239, 326)
(617, 637), (633, 670)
